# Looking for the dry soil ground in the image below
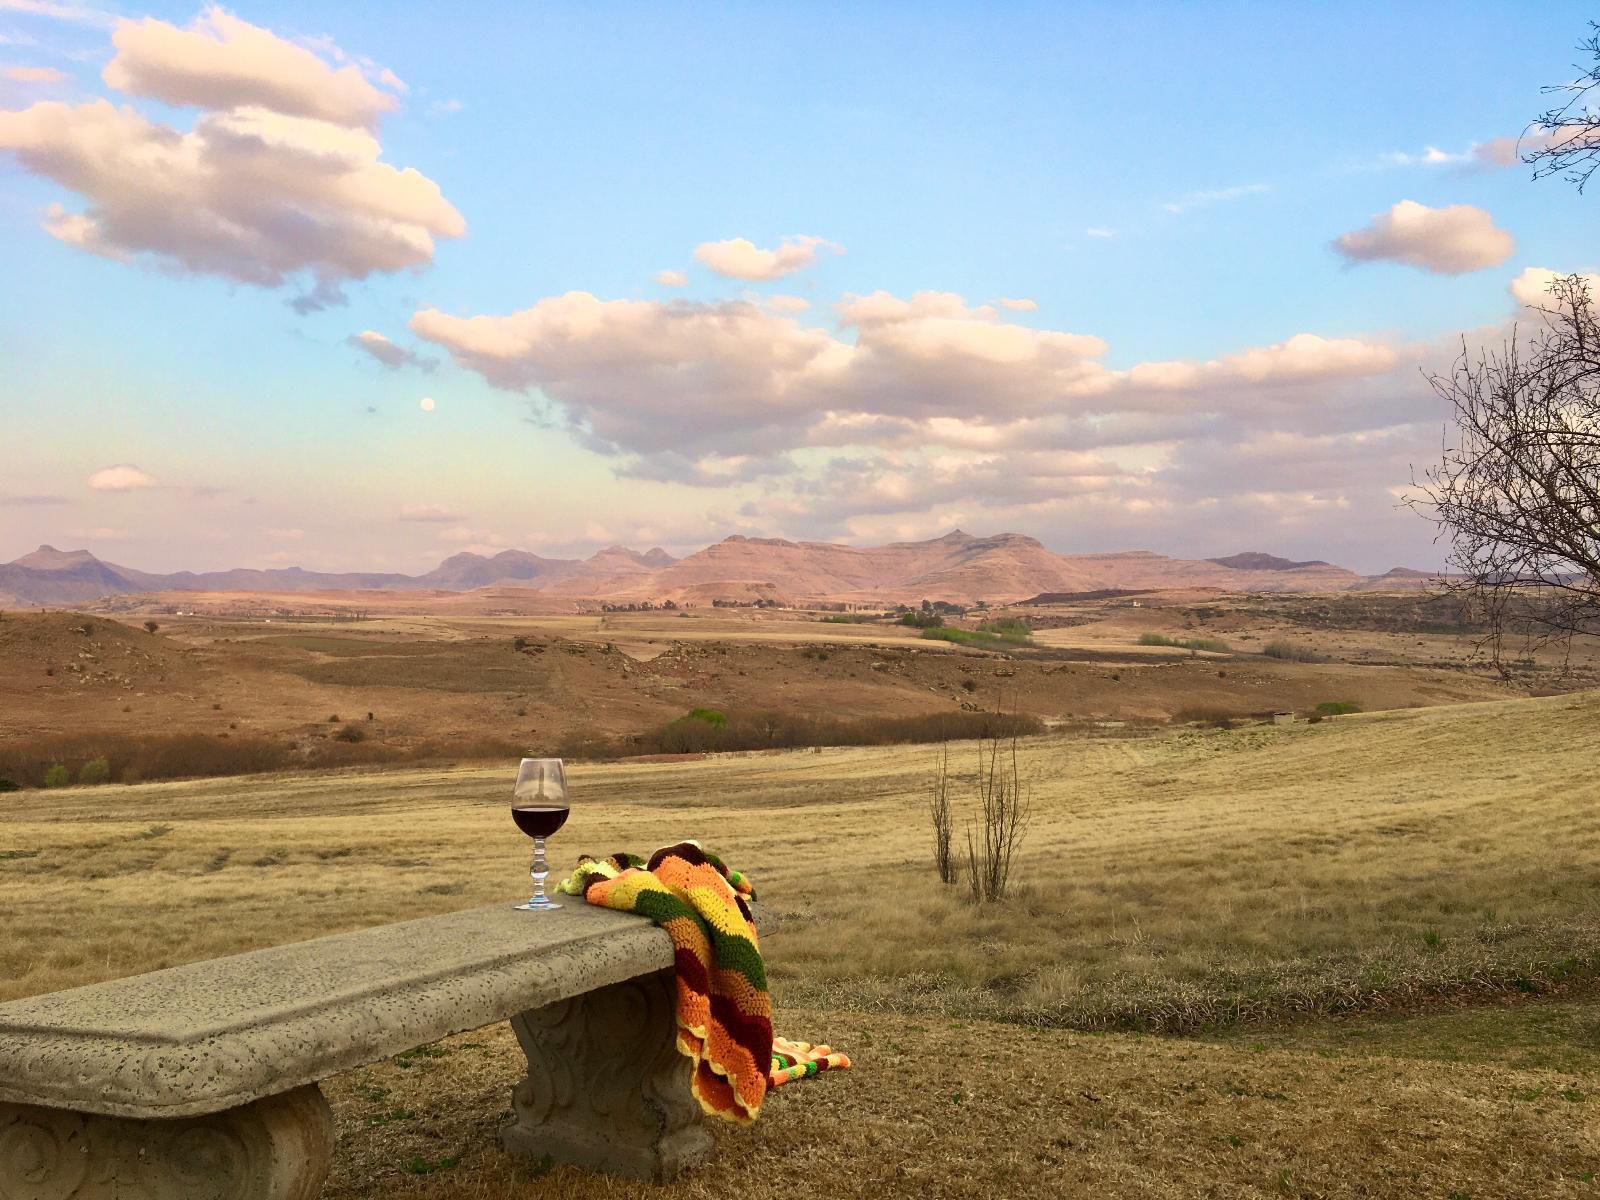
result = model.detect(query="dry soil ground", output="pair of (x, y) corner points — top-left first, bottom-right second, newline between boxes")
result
(4, 692), (1600, 1196)
(5, 589), (1584, 768)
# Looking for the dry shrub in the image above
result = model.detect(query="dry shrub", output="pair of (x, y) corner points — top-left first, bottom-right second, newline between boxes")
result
(964, 735), (1031, 903)
(554, 708), (1044, 760)
(929, 742), (955, 884)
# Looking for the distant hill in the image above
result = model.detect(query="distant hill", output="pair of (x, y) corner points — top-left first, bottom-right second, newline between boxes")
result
(0, 534), (1435, 608)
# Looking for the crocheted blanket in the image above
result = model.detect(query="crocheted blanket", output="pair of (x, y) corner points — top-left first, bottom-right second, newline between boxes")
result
(554, 841), (849, 1122)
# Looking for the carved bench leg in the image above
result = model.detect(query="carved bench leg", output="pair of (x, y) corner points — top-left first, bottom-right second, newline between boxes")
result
(502, 968), (713, 1182)
(0, 1084), (333, 1200)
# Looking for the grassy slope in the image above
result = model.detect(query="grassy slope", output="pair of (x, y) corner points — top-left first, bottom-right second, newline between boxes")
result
(5, 691), (1600, 1195)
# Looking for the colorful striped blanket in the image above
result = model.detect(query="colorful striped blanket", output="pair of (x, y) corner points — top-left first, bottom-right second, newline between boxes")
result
(554, 842), (849, 1122)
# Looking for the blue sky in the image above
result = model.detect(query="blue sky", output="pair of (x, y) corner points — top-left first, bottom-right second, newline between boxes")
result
(2, 0), (1595, 574)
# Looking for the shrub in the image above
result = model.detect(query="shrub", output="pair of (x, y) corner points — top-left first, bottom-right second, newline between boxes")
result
(1314, 700), (1363, 716)
(977, 617), (1031, 637)
(1174, 706), (1237, 728)
(327, 714), (340, 723)
(77, 756), (111, 785)
(43, 764), (69, 788)
(683, 708), (727, 730)
(513, 636), (528, 650)
(899, 611), (944, 629)
(964, 735), (1031, 903)
(921, 626), (1030, 649)
(1139, 632), (1232, 653)
(961, 678), (978, 692)
(0, 778), (18, 793)
(1262, 640), (1325, 663)
(333, 723), (367, 743)
(929, 742), (955, 885)
(143, 620), (160, 634)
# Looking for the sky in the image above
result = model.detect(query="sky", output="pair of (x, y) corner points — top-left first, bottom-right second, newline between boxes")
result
(2, 0), (1596, 575)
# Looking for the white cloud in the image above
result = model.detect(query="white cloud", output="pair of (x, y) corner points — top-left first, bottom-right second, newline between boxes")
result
(1509, 266), (1600, 308)
(0, 0), (114, 29)
(1381, 145), (1472, 168)
(765, 294), (809, 313)
(0, 11), (463, 310)
(349, 329), (432, 370)
(1162, 183), (1268, 214)
(1332, 200), (1513, 275)
(411, 284), (1403, 489)
(693, 234), (841, 281)
(87, 463), (157, 490)
(427, 97), (462, 117)
(398, 504), (462, 522)
(654, 268), (688, 287)
(103, 7), (398, 128)
(4, 64), (62, 82)
(998, 297), (1037, 311)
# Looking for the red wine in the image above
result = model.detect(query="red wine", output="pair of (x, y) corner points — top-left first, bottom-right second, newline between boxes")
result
(512, 805), (570, 838)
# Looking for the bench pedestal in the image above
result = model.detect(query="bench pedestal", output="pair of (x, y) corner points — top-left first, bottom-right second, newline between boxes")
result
(0, 1085), (332, 1200)
(502, 968), (713, 1182)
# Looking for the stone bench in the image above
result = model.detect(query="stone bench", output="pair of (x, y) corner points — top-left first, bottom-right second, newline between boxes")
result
(0, 902), (713, 1198)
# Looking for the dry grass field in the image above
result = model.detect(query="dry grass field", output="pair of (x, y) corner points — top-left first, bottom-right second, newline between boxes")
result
(5, 689), (1600, 1195)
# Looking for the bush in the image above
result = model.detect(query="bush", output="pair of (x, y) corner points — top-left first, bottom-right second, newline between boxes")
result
(1173, 706), (1238, 729)
(1262, 640), (1325, 663)
(683, 708), (727, 730)
(143, 620), (160, 634)
(977, 617), (1031, 637)
(43, 764), (69, 788)
(556, 708), (1045, 760)
(1314, 700), (1363, 716)
(1139, 632), (1232, 652)
(921, 626), (1031, 648)
(899, 611), (944, 629)
(333, 723), (367, 743)
(77, 756), (111, 785)
(961, 678), (977, 692)
(0, 778), (19, 793)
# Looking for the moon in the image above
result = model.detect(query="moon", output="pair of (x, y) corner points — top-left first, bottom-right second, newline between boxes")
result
(419, 397), (435, 411)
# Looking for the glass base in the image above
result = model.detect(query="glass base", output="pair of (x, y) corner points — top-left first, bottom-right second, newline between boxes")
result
(514, 897), (562, 911)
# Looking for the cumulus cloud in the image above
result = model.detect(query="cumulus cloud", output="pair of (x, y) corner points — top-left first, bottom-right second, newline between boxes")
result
(0, 10), (463, 310)
(349, 330), (433, 370)
(398, 504), (463, 522)
(4, 65), (62, 82)
(766, 294), (809, 313)
(1332, 200), (1513, 274)
(998, 297), (1037, 311)
(654, 268), (688, 287)
(1509, 266), (1600, 308)
(0, 0), (114, 29)
(693, 234), (840, 281)
(87, 464), (157, 490)
(411, 285), (1404, 488)
(103, 7), (397, 128)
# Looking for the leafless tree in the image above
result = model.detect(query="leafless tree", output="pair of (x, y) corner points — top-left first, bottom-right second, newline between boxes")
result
(1413, 274), (1600, 673)
(964, 733), (1031, 903)
(929, 740), (955, 884)
(1525, 23), (1600, 192)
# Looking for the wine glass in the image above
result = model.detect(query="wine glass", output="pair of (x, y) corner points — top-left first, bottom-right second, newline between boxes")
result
(511, 758), (570, 911)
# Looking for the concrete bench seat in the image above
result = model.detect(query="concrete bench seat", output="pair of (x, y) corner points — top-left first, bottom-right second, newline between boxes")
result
(0, 903), (713, 1198)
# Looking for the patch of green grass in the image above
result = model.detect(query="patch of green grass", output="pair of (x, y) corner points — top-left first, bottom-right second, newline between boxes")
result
(818, 613), (873, 623)
(921, 626), (1031, 649)
(1137, 633), (1232, 653)
(0, 849), (41, 862)
(394, 1043), (450, 1069)
(134, 824), (172, 840)
(1315, 700), (1363, 716)
(364, 1107), (415, 1127)
(402, 1153), (461, 1175)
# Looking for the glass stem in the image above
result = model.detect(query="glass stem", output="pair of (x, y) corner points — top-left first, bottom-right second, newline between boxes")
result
(531, 835), (548, 906)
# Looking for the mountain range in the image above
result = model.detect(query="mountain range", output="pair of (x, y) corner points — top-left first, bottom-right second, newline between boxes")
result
(0, 533), (1435, 608)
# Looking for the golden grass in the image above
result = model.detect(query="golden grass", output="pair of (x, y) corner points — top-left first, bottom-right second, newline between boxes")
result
(7, 691), (1600, 1195)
